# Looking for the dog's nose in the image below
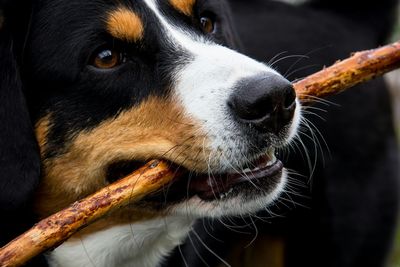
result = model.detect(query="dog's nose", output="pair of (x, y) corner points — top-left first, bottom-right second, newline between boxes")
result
(228, 74), (296, 133)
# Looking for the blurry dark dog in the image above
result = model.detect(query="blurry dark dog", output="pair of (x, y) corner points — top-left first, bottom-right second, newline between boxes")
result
(165, 0), (400, 266)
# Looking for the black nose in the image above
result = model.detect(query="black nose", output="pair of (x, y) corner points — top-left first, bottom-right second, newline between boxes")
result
(228, 74), (296, 133)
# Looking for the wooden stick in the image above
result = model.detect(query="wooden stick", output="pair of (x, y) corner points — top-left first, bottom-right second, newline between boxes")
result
(295, 41), (400, 101)
(0, 160), (180, 267)
(1, 41), (400, 267)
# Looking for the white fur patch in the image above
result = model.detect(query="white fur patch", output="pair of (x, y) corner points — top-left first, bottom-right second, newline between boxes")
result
(47, 216), (193, 267)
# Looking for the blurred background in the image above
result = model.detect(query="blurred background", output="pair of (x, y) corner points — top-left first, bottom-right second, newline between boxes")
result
(386, 21), (400, 267)
(387, 14), (400, 266)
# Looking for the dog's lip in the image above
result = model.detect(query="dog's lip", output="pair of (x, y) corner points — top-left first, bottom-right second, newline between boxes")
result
(106, 151), (283, 203)
(188, 155), (283, 200)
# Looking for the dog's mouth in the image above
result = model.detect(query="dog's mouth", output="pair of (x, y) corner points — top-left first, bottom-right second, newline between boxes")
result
(188, 154), (283, 200)
(106, 149), (283, 205)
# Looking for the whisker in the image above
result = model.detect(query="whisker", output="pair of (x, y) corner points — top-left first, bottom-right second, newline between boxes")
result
(187, 232), (212, 267)
(302, 105), (328, 113)
(79, 237), (97, 267)
(302, 111), (327, 122)
(192, 229), (232, 267)
(291, 129), (316, 179)
(269, 54), (309, 68)
(284, 45), (331, 78)
(302, 116), (331, 164)
(244, 215), (259, 248)
(267, 51), (288, 65)
(177, 244), (189, 267)
(285, 64), (320, 80)
(218, 217), (252, 233)
(202, 218), (224, 242)
(299, 94), (339, 106)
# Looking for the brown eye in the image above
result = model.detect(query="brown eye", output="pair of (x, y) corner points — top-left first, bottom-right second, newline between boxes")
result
(200, 16), (215, 34)
(92, 49), (122, 69)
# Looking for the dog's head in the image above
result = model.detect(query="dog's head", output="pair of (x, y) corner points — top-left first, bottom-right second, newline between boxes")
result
(4, 0), (301, 221)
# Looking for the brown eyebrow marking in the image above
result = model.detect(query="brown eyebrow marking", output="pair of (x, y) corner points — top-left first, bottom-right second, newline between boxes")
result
(0, 11), (4, 30)
(106, 8), (144, 42)
(169, 0), (196, 16)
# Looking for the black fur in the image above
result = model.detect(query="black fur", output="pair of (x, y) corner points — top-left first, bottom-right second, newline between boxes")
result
(0, 0), (40, 246)
(0, 2), (48, 266)
(165, 0), (400, 266)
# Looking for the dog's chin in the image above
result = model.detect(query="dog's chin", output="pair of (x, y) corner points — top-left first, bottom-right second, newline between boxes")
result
(118, 150), (287, 219)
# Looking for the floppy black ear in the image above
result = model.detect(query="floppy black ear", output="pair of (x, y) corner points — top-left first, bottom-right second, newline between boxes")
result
(0, 2), (41, 248)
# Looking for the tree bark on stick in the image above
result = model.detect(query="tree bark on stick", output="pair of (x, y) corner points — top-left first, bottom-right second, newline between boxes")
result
(1, 41), (400, 267)
(294, 41), (400, 101)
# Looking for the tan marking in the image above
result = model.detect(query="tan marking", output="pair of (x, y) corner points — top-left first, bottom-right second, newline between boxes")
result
(34, 96), (213, 219)
(35, 115), (51, 157)
(0, 12), (4, 30)
(169, 0), (196, 16)
(221, 234), (285, 267)
(106, 8), (144, 42)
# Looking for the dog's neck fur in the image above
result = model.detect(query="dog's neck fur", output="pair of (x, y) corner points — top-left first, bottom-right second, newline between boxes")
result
(47, 216), (194, 267)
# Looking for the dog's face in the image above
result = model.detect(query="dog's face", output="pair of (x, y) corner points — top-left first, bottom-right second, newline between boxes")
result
(23, 0), (300, 219)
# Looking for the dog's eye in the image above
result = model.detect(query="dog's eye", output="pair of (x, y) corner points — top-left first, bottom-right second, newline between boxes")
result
(92, 48), (123, 69)
(200, 15), (215, 34)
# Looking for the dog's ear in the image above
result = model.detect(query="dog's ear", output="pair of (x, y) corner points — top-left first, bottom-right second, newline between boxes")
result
(0, 1), (41, 247)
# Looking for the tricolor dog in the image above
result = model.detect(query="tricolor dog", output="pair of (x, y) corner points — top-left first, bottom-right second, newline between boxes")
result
(0, 0), (301, 266)
(1, 0), (398, 267)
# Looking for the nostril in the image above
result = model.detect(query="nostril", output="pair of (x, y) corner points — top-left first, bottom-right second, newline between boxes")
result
(228, 92), (275, 122)
(284, 85), (296, 109)
(251, 97), (275, 119)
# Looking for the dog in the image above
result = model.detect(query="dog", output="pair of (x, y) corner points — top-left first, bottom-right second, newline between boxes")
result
(1, 0), (398, 267)
(0, 0), (302, 266)
(164, 0), (400, 266)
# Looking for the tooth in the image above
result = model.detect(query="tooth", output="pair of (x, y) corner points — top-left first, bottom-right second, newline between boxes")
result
(219, 188), (234, 200)
(243, 168), (251, 172)
(267, 155), (277, 166)
(268, 147), (275, 156)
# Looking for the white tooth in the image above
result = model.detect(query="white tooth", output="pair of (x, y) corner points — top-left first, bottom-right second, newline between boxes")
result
(219, 189), (234, 200)
(243, 168), (252, 172)
(268, 147), (275, 156)
(267, 155), (277, 166)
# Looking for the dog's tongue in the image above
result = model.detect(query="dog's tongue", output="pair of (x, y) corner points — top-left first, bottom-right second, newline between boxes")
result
(189, 156), (283, 200)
